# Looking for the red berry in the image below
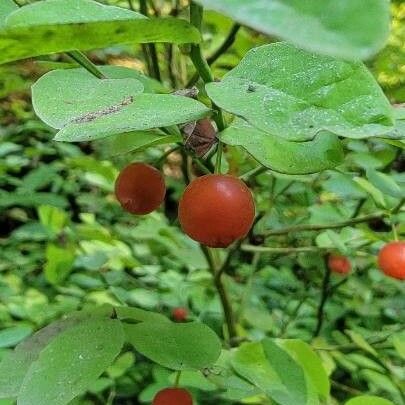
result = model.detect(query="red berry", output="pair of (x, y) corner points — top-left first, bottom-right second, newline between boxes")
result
(153, 388), (193, 405)
(178, 174), (255, 248)
(328, 255), (351, 275)
(172, 307), (188, 322)
(114, 162), (165, 215)
(378, 241), (405, 280)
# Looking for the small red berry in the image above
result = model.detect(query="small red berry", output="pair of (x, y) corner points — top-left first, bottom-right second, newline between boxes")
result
(153, 388), (193, 405)
(178, 174), (255, 248)
(378, 241), (405, 280)
(328, 255), (351, 275)
(114, 162), (165, 215)
(172, 307), (188, 322)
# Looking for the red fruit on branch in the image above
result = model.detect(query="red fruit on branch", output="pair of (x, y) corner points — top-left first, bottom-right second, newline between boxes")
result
(178, 174), (255, 248)
(152, 388), (193, 405)
(328, 254), (351, 275)
(172, 307), (188, 322)
(114, 162), (165, 215)
(378, 241), (405, 280)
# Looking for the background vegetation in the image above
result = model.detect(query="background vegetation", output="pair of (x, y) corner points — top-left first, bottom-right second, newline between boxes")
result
(0, 1), (404, 404)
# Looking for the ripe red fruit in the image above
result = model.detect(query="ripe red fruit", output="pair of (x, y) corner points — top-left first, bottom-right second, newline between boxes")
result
(172, 307), (188, 322)
(152, 388), (193, 405)
(328, 254), (351, 275)
(114, 162), (165, 215)
(178, 174), (255, 248)
(378, 241), (405, 280)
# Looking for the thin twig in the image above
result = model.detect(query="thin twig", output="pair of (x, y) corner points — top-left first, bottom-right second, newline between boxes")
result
(313, 256), (331, 337)
(200, 245), (238, 345)
(139, 0), (161, 81)
(241, 245), (330, 254)
(208, 24), (241, 65)
(262, 212), (388, 237)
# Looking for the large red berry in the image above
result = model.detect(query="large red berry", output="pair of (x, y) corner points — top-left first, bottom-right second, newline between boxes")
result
(178, 174), (255, 248)
(114, 162), (165, 215)
(153, 388), (193, 405)
(328, 255), (351, 275)
(172, 307), (188, 322)
(378, 241), (405, 280)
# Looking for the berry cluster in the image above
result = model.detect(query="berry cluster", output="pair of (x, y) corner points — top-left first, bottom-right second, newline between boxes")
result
(115, 162), (404, 279)
(115, 162), (255, 248)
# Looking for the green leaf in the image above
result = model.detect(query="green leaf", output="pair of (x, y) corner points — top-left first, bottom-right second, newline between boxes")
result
(115, 306), (170, 324)
(32, 68), (144, 129)
(0, 0), (200, 65)
(0, 326), (33, 349)
(353, 177), (387, 208)
(0, 192), (68, 209)
(106, 352), (135, 379)
(0, 310), (111, 398)
(346, 330), (378, 357)
(124, 321), (221, 371)
(53, 94), (211, 142)
(206, 43), (394, 142)
(44, 244), (76, 285)
(96, 131), (180, 157)
(231, 340), (311, 405)
(279, 340), (330, 400)
(0, 0), (17, 29)
(220, 119), (343, 174)
(345, 396), (395, 405)
(392, 332), (405, 360)
(17, 319), (124, 405)
(38, 205), (69, 234)
(366, 169), (404, 199)
(195, 0), (390, 60)
(261, 339), (310, 405)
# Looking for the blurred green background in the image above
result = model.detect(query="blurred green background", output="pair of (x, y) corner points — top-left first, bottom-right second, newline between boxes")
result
(0, 1), (404, 404)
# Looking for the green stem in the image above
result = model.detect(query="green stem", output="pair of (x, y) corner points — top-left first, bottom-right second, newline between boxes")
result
(67, 51), (106, 79)
(187, 23), (241, 87)
(391, 219), (399, 241)
(215, 142), (223, 174)
(392, 197), (405, 215)
(207, 24), (241, 65)
(155, 145), (181, 166)
(139, 0), (161, 81)
(239, 166), (267, 181)
(201, 245), (238, 346)
(189, 2), (226, 135)
(174, 370), (182, 387)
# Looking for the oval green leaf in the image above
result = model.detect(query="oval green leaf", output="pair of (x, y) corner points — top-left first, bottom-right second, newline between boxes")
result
(220, 119), (343, 174)
(53, 94), (211, 142)
(0, 0), (200, 65)
(17, 319), (124, 405)
(195, 0), (390, 60)
(206, 43), (394, 142)
(124, 321), (221, 371)
(231, 340), (313, 405)
(0, 309), (113, 399)
(32, 68), (144, 129)
(278, 339), (330, 400)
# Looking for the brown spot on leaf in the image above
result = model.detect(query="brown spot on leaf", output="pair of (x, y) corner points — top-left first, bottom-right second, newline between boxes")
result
(70, 96), (133, 124)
